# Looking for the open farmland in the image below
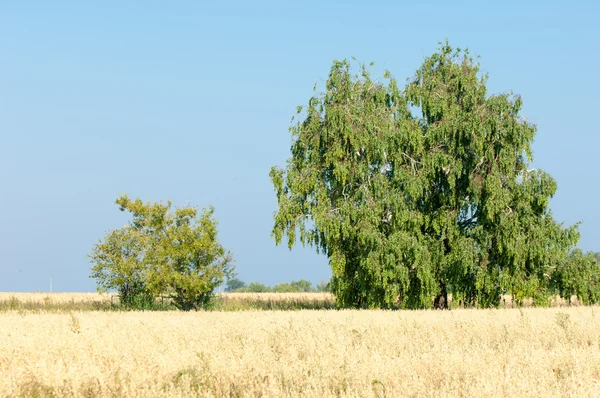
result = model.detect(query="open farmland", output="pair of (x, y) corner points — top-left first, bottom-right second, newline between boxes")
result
(1, 306), (600, 397)
(0, 292), (583, 312)
(0, 292), (337, 312)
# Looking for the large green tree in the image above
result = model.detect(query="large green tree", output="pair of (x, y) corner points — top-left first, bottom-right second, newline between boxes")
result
(90, 195), (234, 310)
(270, 42), (578, 309)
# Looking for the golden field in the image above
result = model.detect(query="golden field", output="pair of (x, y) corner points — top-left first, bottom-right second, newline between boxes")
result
(0, 292), (334, 303)
(0, 292), (580, 311)
(0, 292), (336, 311)
(1, 306), (600, 397)
(0, 292), (114, 304)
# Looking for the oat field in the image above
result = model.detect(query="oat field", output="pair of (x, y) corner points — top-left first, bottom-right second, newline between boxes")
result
(0, 292), (334, 304)
(0, 292), (337, 312)
(1, 306), (600, 397)
(0, 292), (581, 312)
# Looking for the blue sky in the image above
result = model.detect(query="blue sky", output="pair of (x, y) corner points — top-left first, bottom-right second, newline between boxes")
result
(1, 1), (598, 292)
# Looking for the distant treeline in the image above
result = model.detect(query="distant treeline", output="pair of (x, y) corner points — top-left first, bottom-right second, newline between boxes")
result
(225, 278), (330, 293)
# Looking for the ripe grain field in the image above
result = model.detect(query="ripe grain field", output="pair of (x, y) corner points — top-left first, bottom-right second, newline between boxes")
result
(0, 292), (337, 312)
(1, 305), (600, 397)
(0, 292), (582, 311)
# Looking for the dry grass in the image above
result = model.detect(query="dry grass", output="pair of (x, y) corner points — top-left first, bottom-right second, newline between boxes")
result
(1, 307), (600, 397)
(0, 292), (115, 312)
(221, 292), (333, 302)
(0, 292), (337, 312)
(0, 292), (580, 310)
(0, 292), (333, 303)
(214, 292), (336, 310)
(0, 292), (114, 304)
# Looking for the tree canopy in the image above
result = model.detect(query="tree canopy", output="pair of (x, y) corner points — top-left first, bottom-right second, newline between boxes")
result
(227, 279), (321, 293)
(552, 249), (600, 305)
(225, 277), (246, 292)
(90, 195), (233, 310)
(270, 42), (579, 309)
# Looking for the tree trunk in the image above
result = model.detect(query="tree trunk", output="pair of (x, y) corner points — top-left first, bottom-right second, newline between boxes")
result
(434, 282), (448, 310)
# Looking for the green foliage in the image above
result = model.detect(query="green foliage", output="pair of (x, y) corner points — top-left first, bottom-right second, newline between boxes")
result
(110, 295), (172, 311)
(227, 278), (323, 293)
(272, 279), (314, 293)
(552, 249), (600, 305)
(241, 282), (272, 293)
(225, 277), (246, 292)
(271, 283), (296, 293)
(89, 195), (234, 311)
(89, 227), (149, 306)
(271, 41), (578, 309)
(290, 279), (314, 292)
(316, 280), (331, 292)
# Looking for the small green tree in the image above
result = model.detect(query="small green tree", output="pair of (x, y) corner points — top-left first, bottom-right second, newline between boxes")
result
(243, 282), (272, 293)
(225, 277), (246, 292)
(90, 195), (234, 310)
(290, 279), (314, 292)
(272, 282), (296, 293)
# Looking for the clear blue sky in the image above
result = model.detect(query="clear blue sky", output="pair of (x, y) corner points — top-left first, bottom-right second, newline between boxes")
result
(1, 1), (598, 292)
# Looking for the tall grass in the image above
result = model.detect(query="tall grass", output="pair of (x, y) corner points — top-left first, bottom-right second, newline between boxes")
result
(1, 307), (599, 396)
(0, 292), (581, 313)
(0, 292), (337, 312)
(0, 293), (113, 312)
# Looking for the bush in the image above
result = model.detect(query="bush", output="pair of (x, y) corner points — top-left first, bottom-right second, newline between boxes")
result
(242, 282), (272, 293)
(316, 281), (331, 293)
(225, 278), (246, 292)
(90, 195), (234, 311)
